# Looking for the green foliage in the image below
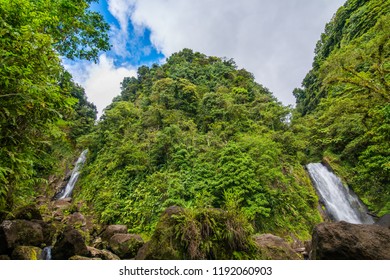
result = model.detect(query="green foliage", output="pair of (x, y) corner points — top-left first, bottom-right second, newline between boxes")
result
(0, 0), (106, 215)
(293, 0), (390, 214)
(294, 0), (390, 115)
(142, 206), (260, 260)
(76, 49), (321, 241)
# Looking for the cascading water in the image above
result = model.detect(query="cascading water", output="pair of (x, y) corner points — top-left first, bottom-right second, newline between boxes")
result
(57, 149), (88, 200)
(40, 246), (52, 260)
(306, 163), (374, 224)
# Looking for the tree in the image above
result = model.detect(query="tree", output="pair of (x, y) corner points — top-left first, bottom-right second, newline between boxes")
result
(0, 0), (109, 214)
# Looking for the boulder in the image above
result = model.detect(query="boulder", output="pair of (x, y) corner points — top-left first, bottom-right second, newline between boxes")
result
(65, 212), (87, 228)
(253, 234), (302, 260)
(311, 221), (390, 260)
(52, 227), (89, 260)
(87, 246), (120, 260)
(31, 220), (56, 246)
(135, 242), (151, 260)
(12, 205), (42, 221)
(375, 214), (390, 229)
(108, 234), (144, 259)
(11, 246), (42, 260)
(0, 220), (44, 253)
(101, 225), (128, 241)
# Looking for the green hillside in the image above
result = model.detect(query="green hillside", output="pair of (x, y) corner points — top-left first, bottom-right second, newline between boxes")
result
(75, 49), (321, 240)
(293, 0), (389, 215)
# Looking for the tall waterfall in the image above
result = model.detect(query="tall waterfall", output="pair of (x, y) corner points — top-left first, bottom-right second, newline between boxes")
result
(306, 163), (374, 224)
(57, 149), (88, 200)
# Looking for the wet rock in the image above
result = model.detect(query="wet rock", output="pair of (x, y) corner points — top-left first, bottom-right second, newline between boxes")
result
(0, 220), (44, 253)
(11, 246), (42, 260)
(108, 234), (144, 259)
(311, 221), (390, 260)
(52, 227), (89, 260)
(253, 234), (302, 260)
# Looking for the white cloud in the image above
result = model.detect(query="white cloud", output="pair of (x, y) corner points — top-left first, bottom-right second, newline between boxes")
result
(66, 0), (346, 118)
(107, 0), (134, 32)
(125, 0), (346, 106)
(64, 54), (137, 118)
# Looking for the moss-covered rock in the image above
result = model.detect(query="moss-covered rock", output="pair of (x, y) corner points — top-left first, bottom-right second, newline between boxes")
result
(11, 246), (42, 260)
(101, 225), (128, 242)
(108, 234), (144, 259)
(11, 205), (43, 221)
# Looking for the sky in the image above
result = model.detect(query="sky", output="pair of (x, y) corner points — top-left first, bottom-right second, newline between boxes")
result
(64, 0), (346, 117)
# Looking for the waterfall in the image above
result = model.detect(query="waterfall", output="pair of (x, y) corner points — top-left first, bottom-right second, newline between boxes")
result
(306, 163), (374, 224)
(57, 149), (88, 200)
(40, 246), (52, 260)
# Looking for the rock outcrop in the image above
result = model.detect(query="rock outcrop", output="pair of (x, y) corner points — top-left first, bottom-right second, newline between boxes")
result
(311, 221), (390, 260)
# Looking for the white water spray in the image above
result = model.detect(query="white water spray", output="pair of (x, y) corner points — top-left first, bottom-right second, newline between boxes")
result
(307, 163), (374, 224)
(57, 149), (88, 200)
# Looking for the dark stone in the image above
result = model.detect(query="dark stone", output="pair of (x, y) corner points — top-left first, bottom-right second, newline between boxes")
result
(31, 220), (56, 246)
(108, 234), (144, 259)
(52, 227), (89, 260)
(0, 220), (44, 253)
(100, 225), (128, 241)
(253, 234), (302, 260)
(135, 242), (151, 260)
(311, 221), (390, 260)
(375, 214), (390, 229)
